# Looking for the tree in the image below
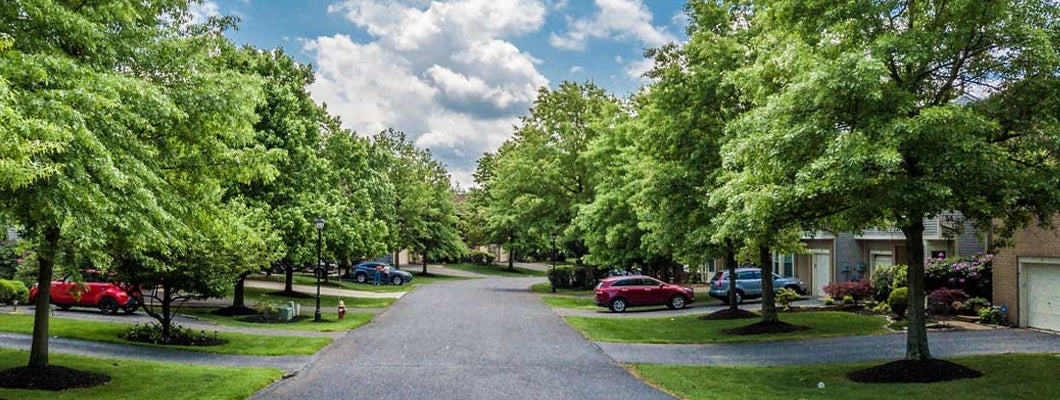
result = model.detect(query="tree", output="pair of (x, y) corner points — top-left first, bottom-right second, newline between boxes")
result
(485, 82), (619, 266)
(0, 0), (263, 373)
(372, 130), (465, 273)
(720, 0), (1060, 367)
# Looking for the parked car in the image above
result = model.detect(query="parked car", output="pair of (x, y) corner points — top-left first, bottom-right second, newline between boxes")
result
(594, 275), (695, 313)
(343, 261), (413, 285)
(28, 270), (142, 315)
(708, 268), (808, 304)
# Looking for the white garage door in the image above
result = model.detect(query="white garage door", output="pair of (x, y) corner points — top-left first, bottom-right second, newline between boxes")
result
(1024, 263), (1060, 332)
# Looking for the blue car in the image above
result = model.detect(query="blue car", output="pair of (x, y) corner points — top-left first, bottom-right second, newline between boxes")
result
(708, 268), (807, 304)
(344, 261), (413, 285)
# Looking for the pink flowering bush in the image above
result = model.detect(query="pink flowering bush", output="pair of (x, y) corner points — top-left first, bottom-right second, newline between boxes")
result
(925, 253), (992, 300)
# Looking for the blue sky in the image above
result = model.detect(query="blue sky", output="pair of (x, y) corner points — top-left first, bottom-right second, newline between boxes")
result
(196, 0), (689, 188)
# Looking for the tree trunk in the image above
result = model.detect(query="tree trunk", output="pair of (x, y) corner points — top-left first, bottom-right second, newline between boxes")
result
(28, 226), (60, 368)
(508, 244), (515, 271)
(759, 246), (778, 323)
(901, 216), (932, 361)
(284, 264), (294, 294)
(422, 251), (428, 275)
(161, 280), (173, 343)
(725, 248), (738, 311)
(232, 271), (251, 308)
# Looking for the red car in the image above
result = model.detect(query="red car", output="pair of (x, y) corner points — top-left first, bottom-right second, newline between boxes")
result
(28, 270), (141, 315)
(594, 275), (695, 313)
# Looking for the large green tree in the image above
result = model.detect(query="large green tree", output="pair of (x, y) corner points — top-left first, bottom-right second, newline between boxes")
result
(0, 0), (267, 369)
(720, 0), (1060, 362)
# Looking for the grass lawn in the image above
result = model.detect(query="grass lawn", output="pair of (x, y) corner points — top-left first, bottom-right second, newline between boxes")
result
(531, 282), (595, 295)
(566, 312), (889, 344)
(543, 296), (600, 310)
(0, 314), (330, 356)
(630, 354), (1060, 400)
(444, 262), (548, 277)
(243, 287), (396, 309)
(0, 349), (282, 400)
(178, 307), (373, 332)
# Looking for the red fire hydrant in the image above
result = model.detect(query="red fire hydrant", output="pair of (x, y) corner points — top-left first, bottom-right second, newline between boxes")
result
(338, 300), (346, 320)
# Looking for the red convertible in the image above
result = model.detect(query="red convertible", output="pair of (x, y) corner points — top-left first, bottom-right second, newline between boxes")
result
(28, 270), (141, 315)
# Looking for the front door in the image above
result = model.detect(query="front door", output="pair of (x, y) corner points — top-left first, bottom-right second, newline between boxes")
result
(813, 252), (831, 297)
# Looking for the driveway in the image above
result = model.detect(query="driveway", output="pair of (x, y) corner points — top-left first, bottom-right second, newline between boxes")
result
(253, 277), (674, 400)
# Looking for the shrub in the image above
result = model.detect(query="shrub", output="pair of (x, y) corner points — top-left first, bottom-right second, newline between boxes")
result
(954, 297), (991, 316)
(0, 279), (29, 305)
(978, 306), (1004, 325)
(927, 288), (969, 315)
(822, 281), (873, 305)
(468, 250), (495, 265)
(253, 297), (281, 320)
(872, 301), (891, 313)
(823, 297), (835, 306)
(548, 265), (597, 290)
(888, 287), (909, 318)
(0, 242), (19, 280)
(776, 288), (800, 310)
(925, 253), (992, 299)
(841, 295), (855, 305)
(870, 264), (907, 302)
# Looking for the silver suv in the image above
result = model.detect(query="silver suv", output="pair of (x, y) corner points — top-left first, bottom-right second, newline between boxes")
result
(708, 268), (807, 304)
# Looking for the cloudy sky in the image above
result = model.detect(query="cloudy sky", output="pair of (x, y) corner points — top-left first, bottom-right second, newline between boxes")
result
(197, 0), (688, 189)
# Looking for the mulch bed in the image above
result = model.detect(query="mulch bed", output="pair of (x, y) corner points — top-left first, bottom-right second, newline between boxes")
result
(237, 315), (311, 324)
(722, 320), (810, 335)
(0, 365), (110, 391)
(848, 359), (983, 383)
(212, 306), (258, 316)
(700, 308), (758, 320)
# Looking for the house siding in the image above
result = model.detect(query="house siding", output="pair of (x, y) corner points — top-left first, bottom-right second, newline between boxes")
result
(992, 216), (1060, 325)
(957, 219), (986, 256)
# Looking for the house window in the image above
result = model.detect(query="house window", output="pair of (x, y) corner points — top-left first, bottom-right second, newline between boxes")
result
(772, 252), (795, 277)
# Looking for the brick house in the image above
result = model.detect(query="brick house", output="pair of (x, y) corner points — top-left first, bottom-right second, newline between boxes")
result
(991, 216), (1060, 331)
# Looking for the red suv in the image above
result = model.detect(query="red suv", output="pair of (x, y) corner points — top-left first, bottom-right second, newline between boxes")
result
(594, 275), (694, 313)
(28, 270), (142, 315)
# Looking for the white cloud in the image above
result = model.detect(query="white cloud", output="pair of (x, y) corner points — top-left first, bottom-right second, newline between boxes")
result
(625, 58), (654, 80)
(570, 66), (583, 74)
(188, 1), (221, 24)
(614, 55), (622, 63)
(309, 0), (550, 188)
(549, 0), (676, 51)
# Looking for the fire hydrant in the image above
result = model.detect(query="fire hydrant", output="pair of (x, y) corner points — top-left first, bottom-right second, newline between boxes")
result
(338, 300), (346, 320)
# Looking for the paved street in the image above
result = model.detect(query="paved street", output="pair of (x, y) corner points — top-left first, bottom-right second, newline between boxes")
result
(252, 277), (675, 400)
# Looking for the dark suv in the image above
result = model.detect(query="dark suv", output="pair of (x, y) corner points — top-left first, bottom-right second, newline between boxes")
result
(708, 268), (807, 304)
(344, 261), (413, 285)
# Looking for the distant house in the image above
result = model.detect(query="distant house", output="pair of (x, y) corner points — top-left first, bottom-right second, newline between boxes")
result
(991, 216), (1060, 331)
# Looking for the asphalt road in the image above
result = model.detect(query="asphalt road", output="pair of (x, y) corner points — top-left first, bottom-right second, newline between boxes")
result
(252, 277), (675, 400)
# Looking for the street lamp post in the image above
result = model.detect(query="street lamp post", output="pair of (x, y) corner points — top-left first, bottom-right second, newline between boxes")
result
(550, 233), (557, 293)
(314, 217), (325, 322)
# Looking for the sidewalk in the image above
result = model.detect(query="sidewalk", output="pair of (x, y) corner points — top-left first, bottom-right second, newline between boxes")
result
(0, 332), (311, 372)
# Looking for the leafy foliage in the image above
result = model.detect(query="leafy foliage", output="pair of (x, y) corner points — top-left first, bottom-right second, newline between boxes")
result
(888, 288), (910, 319)
(0, 279), (28, 305)
(823, 281), (874, 305)
(925, 254), (993, 300)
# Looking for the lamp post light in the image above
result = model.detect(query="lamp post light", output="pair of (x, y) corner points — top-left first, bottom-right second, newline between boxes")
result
(550, 233), (557, 293)
(314, 217), (325, 322)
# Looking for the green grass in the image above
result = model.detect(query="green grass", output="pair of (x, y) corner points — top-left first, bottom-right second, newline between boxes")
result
(444, 262), (548, 277)
(243, 287), (396, 309)
(0, 314), (330, 356)
(630, 354), (1060, 400)
(543, 296), (601, 310)
(178, 307), (373, 332)
(531, 282), (595, 295)
(565, 312), (889, 344)
(0, 349), (282, 400)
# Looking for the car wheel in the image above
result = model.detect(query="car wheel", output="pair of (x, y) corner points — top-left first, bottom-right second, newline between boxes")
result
(355, 273), (368, 284)
(391, 275), (404, 285)
(734, 290), (744, 305)
(668, 294), (687, 310)
(609, 298), (628, 313)
(123, 304), (139, 314)
(57, 304), (71, 311)
(99, 297), (120, 315)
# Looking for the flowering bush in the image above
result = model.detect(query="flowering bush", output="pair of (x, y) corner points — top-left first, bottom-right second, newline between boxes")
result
(927, 288), (970, 315)
(925, 253), (992, 299)
(823, 281), (873, 305)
